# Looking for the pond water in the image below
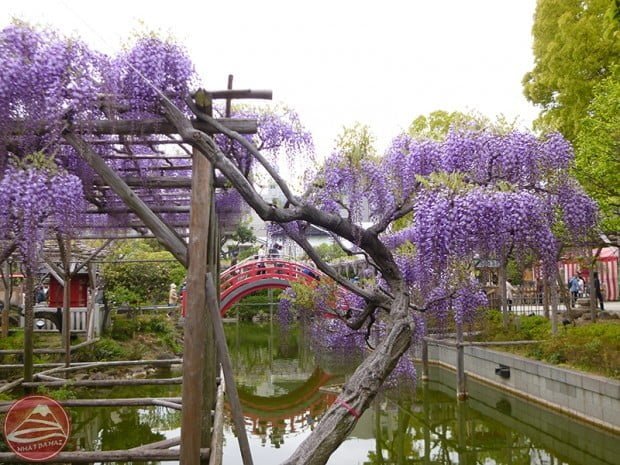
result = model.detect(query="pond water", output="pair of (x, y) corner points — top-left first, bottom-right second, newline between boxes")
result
(63, 322), (616, 465)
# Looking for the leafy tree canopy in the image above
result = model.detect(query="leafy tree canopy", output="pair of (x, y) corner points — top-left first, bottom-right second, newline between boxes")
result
(523, 0), (619, 142)
(101, 240), (186, 307)
(574, 64), (620, 233)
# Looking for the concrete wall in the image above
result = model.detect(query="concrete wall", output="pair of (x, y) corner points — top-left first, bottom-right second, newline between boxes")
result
(425, 365), (620, 465)
(425, 342), (620, 432)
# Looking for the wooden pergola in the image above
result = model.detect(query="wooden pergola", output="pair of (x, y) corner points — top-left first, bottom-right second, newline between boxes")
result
(0, 80), (270, 465)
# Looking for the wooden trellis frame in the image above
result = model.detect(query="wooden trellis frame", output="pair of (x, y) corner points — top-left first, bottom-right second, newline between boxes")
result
(1, 81), (270, 465)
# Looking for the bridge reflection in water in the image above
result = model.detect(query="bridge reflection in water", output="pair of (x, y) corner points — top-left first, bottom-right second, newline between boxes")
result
(223, 322), (617, 465)
(65, 321), (616, 465)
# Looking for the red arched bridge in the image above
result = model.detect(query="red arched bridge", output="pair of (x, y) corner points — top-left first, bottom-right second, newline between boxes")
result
(219, 257), (322, 316)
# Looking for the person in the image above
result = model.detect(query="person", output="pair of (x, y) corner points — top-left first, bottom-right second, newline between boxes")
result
(568, 274), (581, 307)
(168, 283), (178, 306)
(593, 272), (605, 311)
(506, 280), (516, 312)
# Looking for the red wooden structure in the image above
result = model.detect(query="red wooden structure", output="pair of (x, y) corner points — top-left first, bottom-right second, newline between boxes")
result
(48, 274), (89, 307)
(218, 257), (321, 316)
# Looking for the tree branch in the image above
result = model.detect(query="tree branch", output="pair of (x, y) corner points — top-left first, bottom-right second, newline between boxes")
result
(185, 97), (301, 208)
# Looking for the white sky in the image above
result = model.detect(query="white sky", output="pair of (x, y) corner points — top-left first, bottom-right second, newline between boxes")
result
(2, 0), (540, 157)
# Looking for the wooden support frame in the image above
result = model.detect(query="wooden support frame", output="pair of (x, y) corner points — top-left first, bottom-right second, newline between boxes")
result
(64, 132), (188, 265)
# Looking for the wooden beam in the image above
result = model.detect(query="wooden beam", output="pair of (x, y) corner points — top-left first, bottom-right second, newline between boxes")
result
(206, 273), (254, 465)
(8, 117), (256, 136)
(0, 449), (210, 463)
(94, 176), (193, 189)
(65, 132), (188, 266)
(209, 89), (272, 100)
(85, 205), (191, 214)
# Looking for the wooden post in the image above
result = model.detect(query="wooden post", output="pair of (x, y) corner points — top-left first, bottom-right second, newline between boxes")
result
(542, 279), (550, 319)
(195, 89), (218, 462)
(61, 238), (72, 368)
(498, 261), (508, 328)
(456, 322), (467, 400)
(205, 274), (254, 465)
(1, 261), (10, 338)
(550, 278), (558, 335)
(225, 75), (234, 118)
(23, 273), (34, 384)
(180, 113), (213, 465)
(421, 339), (429, 381)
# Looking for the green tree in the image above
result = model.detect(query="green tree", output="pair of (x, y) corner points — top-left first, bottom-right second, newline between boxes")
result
(314, 242), (347, 262)
(224, 222), (257, 264)
(101, 240), (185, 307)
(523, 0), (619, 142)
(408, 110), (515, 140)
(574, 64), (620, 233)
(408, 110), (489, 139)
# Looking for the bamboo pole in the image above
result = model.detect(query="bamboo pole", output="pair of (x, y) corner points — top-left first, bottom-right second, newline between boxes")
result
(205, 273), (254, 465)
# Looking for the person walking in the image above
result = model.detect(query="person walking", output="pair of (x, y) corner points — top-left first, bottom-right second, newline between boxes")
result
(593, 272), (605, 311)
(569, 274), (581, 308)
(506, 280), (517, 312)
(168, 283), (178, 306)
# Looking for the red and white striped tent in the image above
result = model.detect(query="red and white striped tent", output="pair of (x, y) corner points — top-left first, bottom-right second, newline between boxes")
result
(560, 247), (619, 301)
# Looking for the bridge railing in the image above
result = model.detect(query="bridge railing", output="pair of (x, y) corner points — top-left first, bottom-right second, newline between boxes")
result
(220, 258), (322, 300)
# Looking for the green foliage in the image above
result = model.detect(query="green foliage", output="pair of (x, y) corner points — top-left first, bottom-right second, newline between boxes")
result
(313, 242), (347, 262)
(88, 338), (125, 360)
(0, 330), (24, 349)
(408, 110), (516, 140)
(408, 110), (488, 139)
(335, 123), (377, 165)
(575, 64), (620, 233)
(230, 290), (281, 321)
(102, 240), (185, 306)
(9, 151), (60, 174)
(225, 222), (258, 264)
(535, 322), (620, 377)
(483, 309), (551, 341)
(481, 309), (620, 378)
(37, 385), (77, 400)
(523, 0), (618, 142)
(109, 314), (172, 340)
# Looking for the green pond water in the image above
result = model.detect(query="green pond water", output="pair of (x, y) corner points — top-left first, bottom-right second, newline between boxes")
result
(61, 322), (616, 465)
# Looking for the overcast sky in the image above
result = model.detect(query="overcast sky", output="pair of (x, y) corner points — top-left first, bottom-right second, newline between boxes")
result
(2, 0), (539, 157)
